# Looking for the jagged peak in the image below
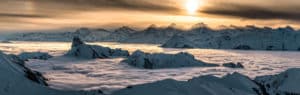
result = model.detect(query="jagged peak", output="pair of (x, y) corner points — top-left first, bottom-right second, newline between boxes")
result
(71, 36), (85, 47)
(76, 27), (90, 32)
(277, 25), (295, 32)
(144, 24), (160, 32)
(115, 26), (136, 33)
(191, 23), (208, 29)
(167, 23), (177, 28)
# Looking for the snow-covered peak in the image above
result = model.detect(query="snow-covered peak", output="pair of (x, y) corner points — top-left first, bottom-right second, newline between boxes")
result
(161, 35), (196, 48)
(71, 36), (85, 47)
(75, 28), (91, 35)
(276, 26), (295, 32)
(66, 37), (129, 59)
(144, 24), (161, 32)
(115, 26), (136, 33)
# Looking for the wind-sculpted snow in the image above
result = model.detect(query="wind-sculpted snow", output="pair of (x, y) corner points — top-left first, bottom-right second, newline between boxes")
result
(255, 68), (300, 95)
(18, 52), (53, 61)
(66, 37), (129, 59)
(112, 72), (263, 95)
(0, 51), (103, 95)
(123, 50), (218, 69)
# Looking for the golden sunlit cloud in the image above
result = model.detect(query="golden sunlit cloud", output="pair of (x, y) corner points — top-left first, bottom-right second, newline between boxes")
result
(185, 0), (200, 15)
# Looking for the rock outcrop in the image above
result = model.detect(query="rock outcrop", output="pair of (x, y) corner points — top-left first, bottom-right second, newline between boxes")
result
(66, 37), (129, 59)
(123, 50), (218, 69)
(222, 62), (244, 68)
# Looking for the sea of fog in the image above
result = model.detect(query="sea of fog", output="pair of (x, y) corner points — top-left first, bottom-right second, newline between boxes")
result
(1, 41), (300, 94)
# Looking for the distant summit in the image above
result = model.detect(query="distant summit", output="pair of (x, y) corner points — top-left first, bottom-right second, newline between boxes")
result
(115, 26), (137, 33)
(161, 35), (196, 48)
(7, 23), (300, 51)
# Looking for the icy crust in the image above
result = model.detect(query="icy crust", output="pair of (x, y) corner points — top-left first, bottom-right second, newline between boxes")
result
(255, 68), (300, 95)
(161, 35), (196, 48)
(66, 37), (129, 59)
(112, 72), (262, 95)
(123, 50), (219, 69)
(18, 52), (53, 61)
(0, 51), (103, 95)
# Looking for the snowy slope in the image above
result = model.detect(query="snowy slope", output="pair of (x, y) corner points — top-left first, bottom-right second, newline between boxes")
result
(0, 51), (103, 95)
(112, 72), (262, 95)
(255, 68), (300, 95)
(113, 68), (300, 95)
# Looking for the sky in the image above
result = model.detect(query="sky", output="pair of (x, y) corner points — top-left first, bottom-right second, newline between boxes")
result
(1, 0), (300, 32)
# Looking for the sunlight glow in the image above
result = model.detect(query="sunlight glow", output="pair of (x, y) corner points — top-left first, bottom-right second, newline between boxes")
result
(185, 0), (199, 15)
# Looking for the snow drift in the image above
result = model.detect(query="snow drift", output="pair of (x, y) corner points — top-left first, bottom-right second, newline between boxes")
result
(18, 52), (53, 61)
(66, 36), (129, 59)
(123, 50), (218, 69)
(0, 51), (103, 95)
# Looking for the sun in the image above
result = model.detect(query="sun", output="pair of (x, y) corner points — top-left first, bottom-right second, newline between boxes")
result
(185, 0), (200, 15)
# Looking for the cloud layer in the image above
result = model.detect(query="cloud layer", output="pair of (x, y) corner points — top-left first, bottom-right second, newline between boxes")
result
(0, 13), (49, 18)
(201, 1), (300, 21)
(30, 0), (180, 14)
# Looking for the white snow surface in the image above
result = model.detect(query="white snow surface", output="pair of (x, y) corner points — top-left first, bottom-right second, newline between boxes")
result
(255, 68), (300, 95)
(112, 72), (262, 95)
(1, 41), (300, 94)
(0, 50), (102, 95)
